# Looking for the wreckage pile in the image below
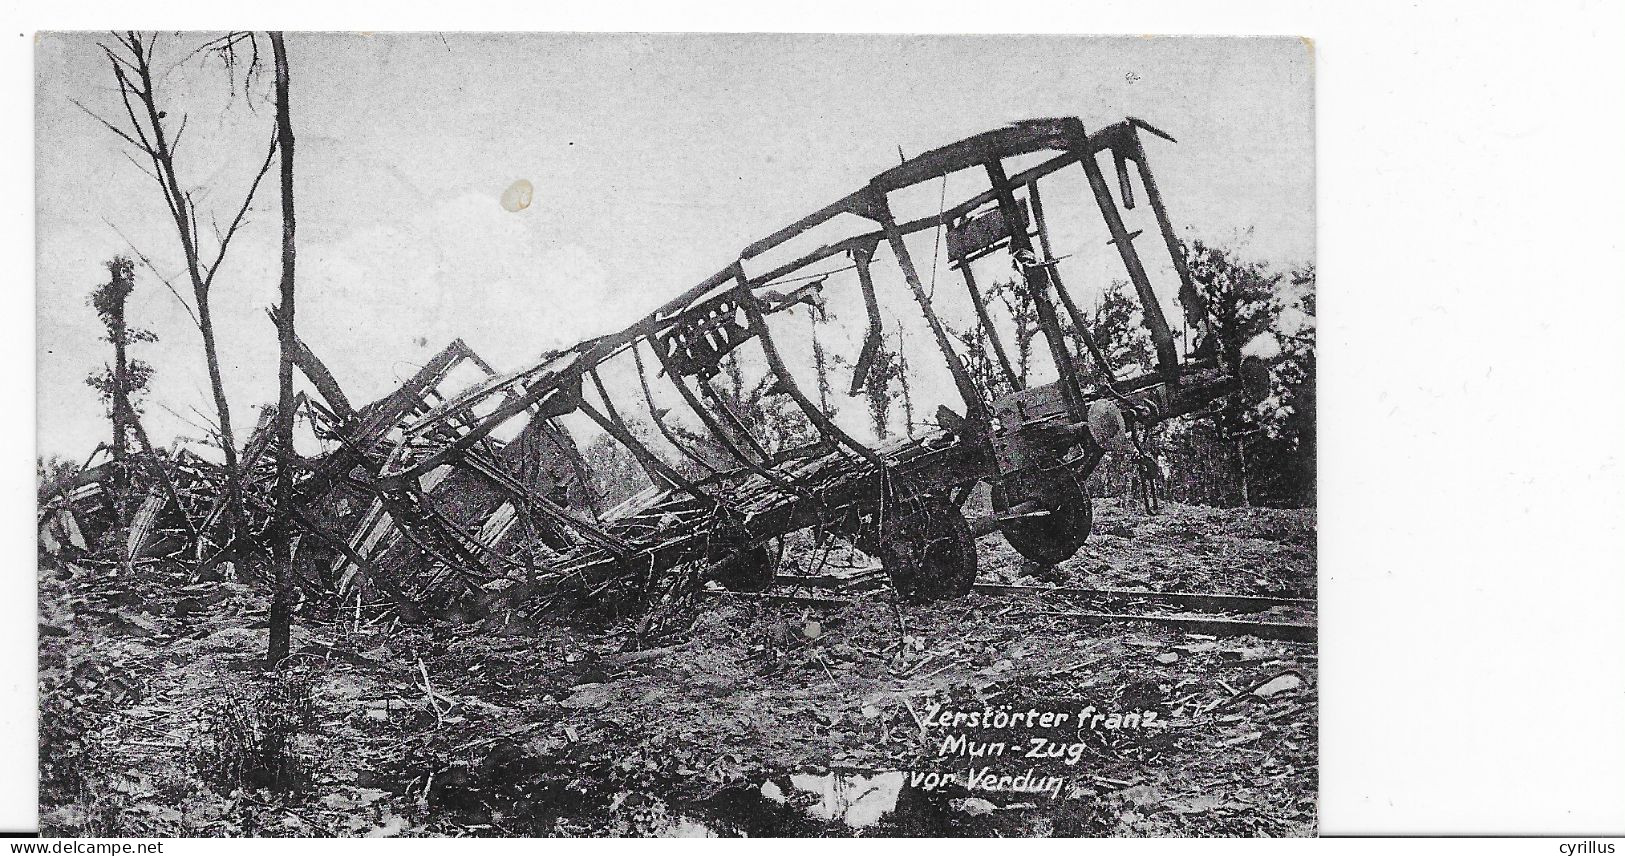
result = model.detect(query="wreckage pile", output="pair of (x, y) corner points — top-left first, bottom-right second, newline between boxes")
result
(37, 329), (971, 628)
(42, 117), (1251, 631)
(40, 336), (606, 624)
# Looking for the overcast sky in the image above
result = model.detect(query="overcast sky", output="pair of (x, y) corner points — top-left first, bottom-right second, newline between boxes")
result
(35, 33), (1313, 461)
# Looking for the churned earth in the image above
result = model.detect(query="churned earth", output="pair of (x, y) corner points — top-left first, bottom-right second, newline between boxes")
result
(39, 497), (1315, 837)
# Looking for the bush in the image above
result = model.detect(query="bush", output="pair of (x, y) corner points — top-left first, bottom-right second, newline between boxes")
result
(194, 669), (317, 794)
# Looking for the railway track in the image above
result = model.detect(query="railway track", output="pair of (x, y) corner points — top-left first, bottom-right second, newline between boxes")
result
(706, 575), (1316, 643)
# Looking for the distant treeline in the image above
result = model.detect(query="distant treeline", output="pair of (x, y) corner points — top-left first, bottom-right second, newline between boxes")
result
(1087, 416), (1314, 509)
(1088, 238), (1315, 510)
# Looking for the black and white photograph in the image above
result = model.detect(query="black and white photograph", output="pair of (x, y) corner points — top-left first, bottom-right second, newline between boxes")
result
(28, 31), (1321, 838)
(3, 0), (1620, 847)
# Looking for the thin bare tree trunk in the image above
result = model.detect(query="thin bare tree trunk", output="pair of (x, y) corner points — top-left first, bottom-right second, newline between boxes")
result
(1236, 436), (1251, 508)
(195, 298), (242, 542)
(110, 279), (131, 532)
(267, 31), (297, 665)
(107, 32), (266, 555)
(136, 54), (241, 490)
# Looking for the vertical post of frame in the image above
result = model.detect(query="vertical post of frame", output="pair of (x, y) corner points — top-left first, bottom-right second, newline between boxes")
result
(1028, 178), (1124, 392)
(848, 242), (887, 396)
(1126, 124), (1209, 339)
(955, 260), (1022, 391)
(984, 158), (1087, 417)
(868, 185), (990, 428)
(1072, 125), (1180, 381)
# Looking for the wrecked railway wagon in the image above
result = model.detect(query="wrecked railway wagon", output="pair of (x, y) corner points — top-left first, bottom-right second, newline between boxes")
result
(45, 116), (1248, 620)
(304, 116), (1248, 616)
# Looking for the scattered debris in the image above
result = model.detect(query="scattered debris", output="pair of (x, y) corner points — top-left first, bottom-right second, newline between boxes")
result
(1252, 673), (1305, 698)
(39, 497), (1315, 837)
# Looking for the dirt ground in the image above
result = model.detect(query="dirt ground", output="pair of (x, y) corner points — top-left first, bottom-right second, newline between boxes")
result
(38, 497), (1316, 837)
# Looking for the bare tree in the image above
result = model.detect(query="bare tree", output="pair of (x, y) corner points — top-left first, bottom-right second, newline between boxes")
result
(268, 31), (297, 664)
(74, 31), (277, 557)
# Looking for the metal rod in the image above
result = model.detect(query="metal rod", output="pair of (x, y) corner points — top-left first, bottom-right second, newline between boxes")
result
(969, 583), (1314, 614)
(848, 243), (886, 396)
(1128, 130), (1207, 335)
(630, 340), (726, 476)
(588, 367), (669, 485)
(575, 395), (709, 501)
(1037, 610), (1315, 644)
(1028, 180), (1125, 394)
(128, 416), (200, 539)
(984, 159), (1087, 417)
(702, 376), (777, 462)
(545, 418), (604, 518)
(732, 270), (886, 470)
(453, 447), (628, 556)
(331, 473), (492, 597)
(650, 339), (809, 497)
(955, 261), (1021, 391)
(1074, 130), (1179, 380)
(869, 186), (990, 426)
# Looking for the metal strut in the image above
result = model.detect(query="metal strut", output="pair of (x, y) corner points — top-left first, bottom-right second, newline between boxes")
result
(630, 340), (727, 477)
(1027, 179), (1129, 400)
(649, 337), (811, 498)
(869, 186), (990, 430)
(985, 157), (1088, 418)
(1073, 124), (1179, 381)
(731, 265), (886, 470)
(581, 368), (716, 503)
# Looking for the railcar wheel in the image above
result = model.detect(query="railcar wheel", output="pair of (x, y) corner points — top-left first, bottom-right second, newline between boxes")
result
(708, 542), (778, 592)
(992, 477), (1093, 567)
(877, 497), (977, 604)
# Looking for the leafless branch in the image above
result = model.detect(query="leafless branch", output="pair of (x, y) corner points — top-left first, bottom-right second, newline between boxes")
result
(159, 401), (219, 442)
(117, 150), (161, 185)
(67, 97), (143, 151)
(105, 58), (181, 230)
(170, 113), (188, 153)
(192, 31), (263, 105)
(109, 64), (155, 153)
(84, 29), (274, 543)
(99, 40), (140, 78)
(186, 192), (201, 259)
(203, 132), (278, 291)
(100, 216), (202, 333)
